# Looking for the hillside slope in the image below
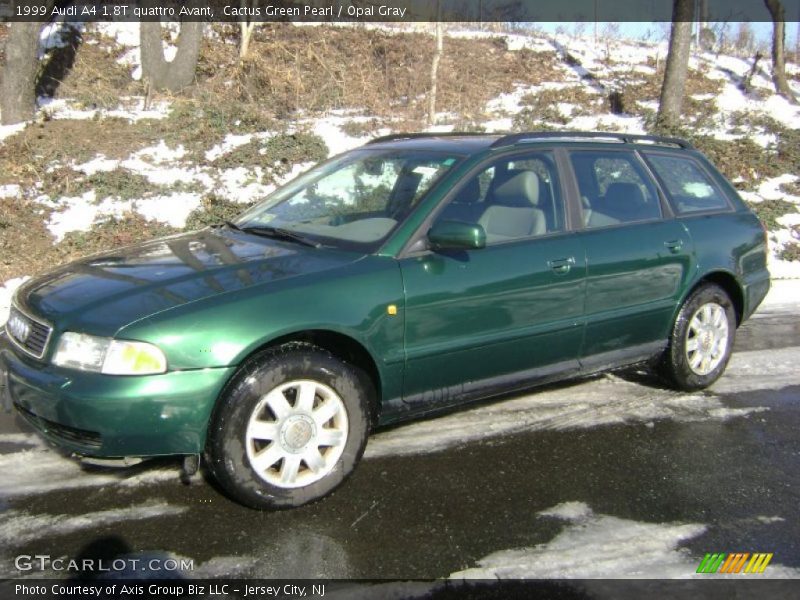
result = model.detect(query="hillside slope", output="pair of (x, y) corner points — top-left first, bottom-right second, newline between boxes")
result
(1, 22), (799, 322)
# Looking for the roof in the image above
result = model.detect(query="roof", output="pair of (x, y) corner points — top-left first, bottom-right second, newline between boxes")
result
(365, 131), (694, 154)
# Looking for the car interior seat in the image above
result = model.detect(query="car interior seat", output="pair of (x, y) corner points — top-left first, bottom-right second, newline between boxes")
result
(478, 170), (546, 240)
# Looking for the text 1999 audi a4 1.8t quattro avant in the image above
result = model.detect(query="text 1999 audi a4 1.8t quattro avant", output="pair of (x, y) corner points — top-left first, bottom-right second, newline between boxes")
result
(0, 132), (769, 509)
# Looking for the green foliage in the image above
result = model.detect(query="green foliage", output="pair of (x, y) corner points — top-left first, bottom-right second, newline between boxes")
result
(779, 242), (800, 262)
(158, 99), (277, 160)
(58, 214), (177, 255)
(263, 132), (328, 166)
(212, 132), (328, 185)
(184, 195), (255, 231)
(746, 199), (797, 231)
(85, 168), (153, 201)
(340, 119), (384, 138)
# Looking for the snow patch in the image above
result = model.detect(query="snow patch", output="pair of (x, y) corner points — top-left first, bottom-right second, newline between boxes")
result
(135, 193), (202, 228)
(0, 446), (178, 498)
(310, 117), (371, 156)
(205, 133), (256, 162)
(710, 346), (800, 395)
(0, 501), (186, 546)
(0, 277), (31, 326)
(0, 122), (26, 142)
(45, 192), (131, 241)
(365, 345), (798, 460)
(0, 448), (120, 498)
(451, 503), (800, 579)
(0, 433), (41, 447)
(538, 501), (593, 522)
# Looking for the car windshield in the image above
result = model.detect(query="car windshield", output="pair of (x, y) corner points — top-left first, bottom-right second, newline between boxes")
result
(234, 149), (461, 251)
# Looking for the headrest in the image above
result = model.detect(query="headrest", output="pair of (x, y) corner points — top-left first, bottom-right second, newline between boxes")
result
(493, 171), (541, 208)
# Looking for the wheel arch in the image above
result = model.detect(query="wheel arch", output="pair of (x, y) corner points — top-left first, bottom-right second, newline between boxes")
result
(219, 329), (384, 427)
(683, 270), (745, 326)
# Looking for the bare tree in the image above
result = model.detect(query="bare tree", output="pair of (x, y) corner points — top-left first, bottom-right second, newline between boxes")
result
(428, 23), (443, 126)
(1, 23), (41, 125)
(764, 0), (797, 103)
(239, 0), (260, 61)
(140, 2), (204, 92)
(656, 0), (694, 129)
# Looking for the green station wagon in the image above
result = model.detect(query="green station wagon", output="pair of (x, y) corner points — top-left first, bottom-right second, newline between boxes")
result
(1, 132), (769, 509)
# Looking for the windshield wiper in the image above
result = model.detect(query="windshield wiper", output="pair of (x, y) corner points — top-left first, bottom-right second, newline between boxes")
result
(222, 220), (244, 231)
(239, 225), (320, 248)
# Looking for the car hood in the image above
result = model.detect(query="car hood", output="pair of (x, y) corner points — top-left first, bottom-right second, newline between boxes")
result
(17, 229), (363, 335)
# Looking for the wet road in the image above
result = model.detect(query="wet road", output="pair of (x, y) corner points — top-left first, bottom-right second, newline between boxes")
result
(1, 302), (799, 582)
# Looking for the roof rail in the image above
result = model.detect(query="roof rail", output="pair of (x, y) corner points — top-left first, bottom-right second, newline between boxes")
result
(367, 131), (491, 145)
(490, 131), (694, 150)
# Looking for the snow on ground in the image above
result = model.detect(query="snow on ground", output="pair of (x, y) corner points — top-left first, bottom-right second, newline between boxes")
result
(38, 96), (171, 122)
(0, 277), (30, 326)
(450, 501), (800, 579)
(0, 442), (178, 499)
(2, 343), (791, 500)
(0, 501), (186, 546)
(757, 278), (800, 308)
(364, 362), (769, 459)
(3, 24), (799, 279)
(308, 114), (383, 156)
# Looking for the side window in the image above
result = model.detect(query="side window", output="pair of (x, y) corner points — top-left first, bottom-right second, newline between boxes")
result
(435, 152), (564, 245)
(570, 151), (662, 228)
(644, 154), (730, 214)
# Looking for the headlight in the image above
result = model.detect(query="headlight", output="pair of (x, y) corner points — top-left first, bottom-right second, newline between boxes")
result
(52, 333), (167, 375)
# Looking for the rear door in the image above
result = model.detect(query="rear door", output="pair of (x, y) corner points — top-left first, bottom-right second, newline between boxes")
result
(567, 149), (695, 365)
(399, 150), (586, 409)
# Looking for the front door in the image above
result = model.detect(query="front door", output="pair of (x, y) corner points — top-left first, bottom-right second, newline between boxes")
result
(400, 150), (586, 410)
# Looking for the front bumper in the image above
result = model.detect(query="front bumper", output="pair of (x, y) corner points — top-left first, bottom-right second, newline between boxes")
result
(0, 332), (235, 457)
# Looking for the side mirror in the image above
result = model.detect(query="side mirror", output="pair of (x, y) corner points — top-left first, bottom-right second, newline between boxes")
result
(427, 220), (486, 250)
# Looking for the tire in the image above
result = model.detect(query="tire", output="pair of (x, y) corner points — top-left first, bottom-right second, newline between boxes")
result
(205, 343), (372, 509)
(660, 284), (736, 391)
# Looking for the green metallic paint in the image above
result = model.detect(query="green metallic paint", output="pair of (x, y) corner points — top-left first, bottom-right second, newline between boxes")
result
(1, 332), (234, 456)
(427, 220), (487, 250)
(578, 219), (695, 356)
(1, 135), (770, 459)
(400, 234), (586, 409)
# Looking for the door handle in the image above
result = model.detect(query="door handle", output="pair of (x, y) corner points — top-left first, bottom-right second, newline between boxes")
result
(548, 257), (575, 275)
(664, 239), (683, 253)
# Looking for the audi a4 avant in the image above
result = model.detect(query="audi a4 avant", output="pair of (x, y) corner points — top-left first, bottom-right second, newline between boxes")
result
(1, 132), (769, 509)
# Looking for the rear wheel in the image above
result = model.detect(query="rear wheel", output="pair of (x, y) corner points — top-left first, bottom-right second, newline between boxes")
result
(205, 344), (371, 509)
(660, 284), (736, 391)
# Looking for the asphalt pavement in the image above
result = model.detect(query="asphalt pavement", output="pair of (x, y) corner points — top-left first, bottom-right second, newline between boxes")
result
(0, 298), (798, 587)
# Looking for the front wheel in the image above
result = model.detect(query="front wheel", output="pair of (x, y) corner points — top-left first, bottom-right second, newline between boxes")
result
(660, 284), (736, 391)
(205, 344), (372, 509)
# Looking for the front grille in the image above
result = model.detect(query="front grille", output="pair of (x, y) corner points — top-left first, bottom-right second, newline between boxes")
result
(5, 305), (52, 359)
(15, 404), (102, 450)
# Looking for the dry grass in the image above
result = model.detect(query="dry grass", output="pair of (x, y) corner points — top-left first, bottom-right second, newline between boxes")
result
(55, 31), (143, 107)
(0, 197), (55, 281)
(0, 117), (164, 188)
(617, 63), (724, 121)
(197, 24), (561, 121)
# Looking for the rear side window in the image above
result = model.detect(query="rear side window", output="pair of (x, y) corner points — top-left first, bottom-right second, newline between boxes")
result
(644, 154), (729, 214)
(569, 151), (662, 228)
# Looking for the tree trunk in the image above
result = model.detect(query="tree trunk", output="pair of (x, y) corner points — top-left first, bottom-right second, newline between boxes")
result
(764, 0), (797, 103)
(239, 0), (260, 61)
(428, 21), (443, 126)
(740, 51), (764, 94)
(140, 4), (204, 92)
(0, 23), (41, 125)
(656, 0), (694, 129)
